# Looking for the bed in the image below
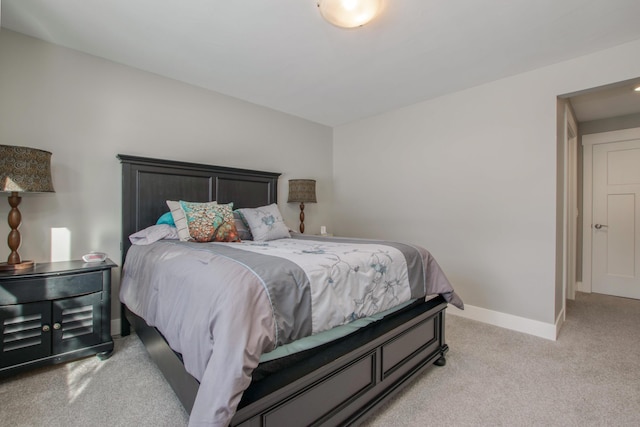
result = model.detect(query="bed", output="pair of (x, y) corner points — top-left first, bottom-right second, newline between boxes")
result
(117, 154), (462, 427)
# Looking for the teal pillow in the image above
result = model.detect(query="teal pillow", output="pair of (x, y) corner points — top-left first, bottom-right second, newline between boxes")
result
(156, 212), (176, 227)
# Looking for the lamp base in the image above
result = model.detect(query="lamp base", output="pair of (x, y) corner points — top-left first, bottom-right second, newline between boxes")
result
(0, 260), (35, 271)
(299, 202), (306, 234)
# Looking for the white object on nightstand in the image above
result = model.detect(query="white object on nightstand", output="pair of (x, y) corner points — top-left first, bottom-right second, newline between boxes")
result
(82, 252), (107, 263)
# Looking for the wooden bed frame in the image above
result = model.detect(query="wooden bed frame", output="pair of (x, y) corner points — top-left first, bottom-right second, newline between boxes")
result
(118, 154), (450, 426)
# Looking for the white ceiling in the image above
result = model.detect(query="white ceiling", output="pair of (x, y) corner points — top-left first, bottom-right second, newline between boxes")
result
(2, 0), (640, 126)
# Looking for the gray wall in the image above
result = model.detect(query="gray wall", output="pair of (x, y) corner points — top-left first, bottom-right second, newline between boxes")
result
(333, 38), (640, 333)
(0, 29), (334, 330)
(580, 112), (640, 135)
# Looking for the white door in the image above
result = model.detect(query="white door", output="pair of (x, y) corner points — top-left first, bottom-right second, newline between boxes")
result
(591, 138), (640, 299)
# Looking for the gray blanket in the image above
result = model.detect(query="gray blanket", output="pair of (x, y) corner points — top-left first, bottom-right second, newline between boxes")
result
(120, 235), (462, 426)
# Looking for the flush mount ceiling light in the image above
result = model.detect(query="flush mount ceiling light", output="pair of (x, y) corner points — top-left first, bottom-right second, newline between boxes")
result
(635, 86), (640, 92)
(317, 0), (383, 28)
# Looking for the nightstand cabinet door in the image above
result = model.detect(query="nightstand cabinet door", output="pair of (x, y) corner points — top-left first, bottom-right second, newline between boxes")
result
(52, 292), (102, 355)
(0, 259), (116, 378)
(0, 301), (52, 369)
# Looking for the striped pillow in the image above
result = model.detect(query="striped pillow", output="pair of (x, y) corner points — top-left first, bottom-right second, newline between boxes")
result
(166, 200), (196, 241)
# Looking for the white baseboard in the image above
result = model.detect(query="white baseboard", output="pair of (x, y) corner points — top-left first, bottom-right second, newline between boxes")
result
(447, 304), (557, 341)
(576, 280), (589, 293)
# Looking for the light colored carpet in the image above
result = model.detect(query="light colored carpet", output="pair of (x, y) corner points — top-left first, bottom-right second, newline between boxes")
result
(1, 292), (638, 426)
(0, 333), (189, 426)
(361, 292), (640, 426)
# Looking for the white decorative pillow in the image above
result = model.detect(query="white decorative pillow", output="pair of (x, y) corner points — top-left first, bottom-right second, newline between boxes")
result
(236, 204), (290, 242)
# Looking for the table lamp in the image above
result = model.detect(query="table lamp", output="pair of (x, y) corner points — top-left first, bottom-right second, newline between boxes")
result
(287, 179), (317, 234)
(0, 145), (55, 271)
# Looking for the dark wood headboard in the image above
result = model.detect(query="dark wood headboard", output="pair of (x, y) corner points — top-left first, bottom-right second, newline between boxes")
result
(118, 154), (280, 262)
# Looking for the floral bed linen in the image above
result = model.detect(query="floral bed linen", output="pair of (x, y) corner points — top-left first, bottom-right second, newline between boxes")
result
(120, 235), (462, 426)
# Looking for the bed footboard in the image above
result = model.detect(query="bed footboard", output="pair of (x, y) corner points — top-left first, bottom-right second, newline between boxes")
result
(124, 297), (448, 426)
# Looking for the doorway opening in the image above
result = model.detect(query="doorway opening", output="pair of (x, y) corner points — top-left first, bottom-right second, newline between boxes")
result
(557, 76), (640, 333)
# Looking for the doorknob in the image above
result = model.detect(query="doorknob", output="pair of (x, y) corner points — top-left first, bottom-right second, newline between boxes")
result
(594, 224), (608, 229)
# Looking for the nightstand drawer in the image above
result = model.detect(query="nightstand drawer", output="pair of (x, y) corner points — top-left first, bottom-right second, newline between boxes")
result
(0, 271), (103, 305)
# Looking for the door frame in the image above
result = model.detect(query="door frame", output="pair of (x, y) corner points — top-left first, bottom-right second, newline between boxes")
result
(581, 127), (640, 293)
(563, 105), (578, 313)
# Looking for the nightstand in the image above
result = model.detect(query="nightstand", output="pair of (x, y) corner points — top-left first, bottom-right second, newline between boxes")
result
(0, 259), (116, 378)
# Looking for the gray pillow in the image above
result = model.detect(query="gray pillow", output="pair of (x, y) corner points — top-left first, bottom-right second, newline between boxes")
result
(129, 224), (179, 245)
(236, 204), (290, 241)
(233, 211), (253, 241)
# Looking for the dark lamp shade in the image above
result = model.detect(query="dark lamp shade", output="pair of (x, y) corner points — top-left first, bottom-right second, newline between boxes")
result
(287, 179), (317, 203)
(0, 145), (55, 193)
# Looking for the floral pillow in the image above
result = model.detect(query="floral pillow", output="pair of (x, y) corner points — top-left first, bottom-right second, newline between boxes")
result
(236, 203), (290, 242)
(179, 201), (240, 243)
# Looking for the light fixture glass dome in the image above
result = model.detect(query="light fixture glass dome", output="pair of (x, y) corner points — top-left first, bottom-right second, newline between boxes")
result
(317, 0), (383, 28)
